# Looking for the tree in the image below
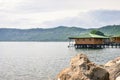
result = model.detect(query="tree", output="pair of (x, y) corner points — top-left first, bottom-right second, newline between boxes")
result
(90, 30), (105, 36)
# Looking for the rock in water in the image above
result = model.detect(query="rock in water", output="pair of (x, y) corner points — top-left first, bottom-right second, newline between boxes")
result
(57, 54), (109, 80)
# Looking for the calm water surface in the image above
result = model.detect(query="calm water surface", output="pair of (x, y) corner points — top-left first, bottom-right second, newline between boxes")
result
(0, 42), (120, 80)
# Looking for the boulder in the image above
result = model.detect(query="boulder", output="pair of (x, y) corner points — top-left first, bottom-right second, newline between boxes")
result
(105, 57), (120, 80)
(116, 76), (120, 80)
(105, 57), (120, 67)
(57, 54), (109, 80)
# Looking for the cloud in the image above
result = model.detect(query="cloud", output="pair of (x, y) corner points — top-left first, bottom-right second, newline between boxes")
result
(40, 10), (120, 28)
(16, 0), (120, 13)
(0, 0), (120, 28)
(1, 0), (120, 13)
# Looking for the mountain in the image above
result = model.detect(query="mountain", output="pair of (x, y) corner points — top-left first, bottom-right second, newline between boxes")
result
(98, 25), (120, 36)
(0, 25), (120, 41)
(0, 26), (86, 41)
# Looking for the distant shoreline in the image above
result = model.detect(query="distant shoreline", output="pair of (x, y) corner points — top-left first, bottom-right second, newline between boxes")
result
(0, 25), (120, 41)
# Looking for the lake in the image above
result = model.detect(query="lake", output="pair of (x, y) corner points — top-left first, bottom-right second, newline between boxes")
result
(0, 42), (120, 80)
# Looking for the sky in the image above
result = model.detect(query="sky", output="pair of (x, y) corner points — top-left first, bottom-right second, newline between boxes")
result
(0, 0), (120, 29)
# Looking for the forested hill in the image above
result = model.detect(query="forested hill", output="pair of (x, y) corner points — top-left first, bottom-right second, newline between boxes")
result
(0, 25), (120, 41)
(98, 25), (120, 36)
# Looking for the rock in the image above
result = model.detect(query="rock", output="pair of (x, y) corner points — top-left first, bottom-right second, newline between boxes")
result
(105, 57), (120, 80)
(105, 57), (120, 67)
(57, 54), (109, 80)
(106, 63), (120, 80)
(116, 76), (120, 80)
(57, 68), (71, 80)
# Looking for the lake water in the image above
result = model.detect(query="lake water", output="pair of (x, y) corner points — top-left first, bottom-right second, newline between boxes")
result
(0, 42), (120, 80)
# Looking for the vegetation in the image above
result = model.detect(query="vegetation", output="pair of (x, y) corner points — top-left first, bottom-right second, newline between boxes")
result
(0, 25), (120, 41)
(98, 25), (120, 36)
(90, 30), (105, 36)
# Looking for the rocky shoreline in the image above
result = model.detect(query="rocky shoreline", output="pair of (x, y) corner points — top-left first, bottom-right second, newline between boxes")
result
(57, 54), (120, 80)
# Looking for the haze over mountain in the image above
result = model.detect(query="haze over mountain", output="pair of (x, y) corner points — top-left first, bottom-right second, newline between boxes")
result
(0, 9), (120, 29)
(0, 25), (120, 41)
(43, 10), (120, 28)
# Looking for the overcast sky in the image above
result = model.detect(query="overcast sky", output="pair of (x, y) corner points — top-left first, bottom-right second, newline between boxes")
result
(0, 0), (120, 29)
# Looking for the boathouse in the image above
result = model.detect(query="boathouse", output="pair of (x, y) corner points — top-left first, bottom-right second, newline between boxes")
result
(109, 35), (120, 48)
(111, 36), (120, 43)
(69, 33), (108, 48)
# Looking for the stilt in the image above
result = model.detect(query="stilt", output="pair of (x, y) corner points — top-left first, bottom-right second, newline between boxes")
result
(111, 44), (113, 48)
(72, 43), (120, 49)
(115, 44), (117, 48)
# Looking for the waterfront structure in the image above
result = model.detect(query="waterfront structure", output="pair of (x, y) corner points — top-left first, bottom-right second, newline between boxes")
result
(109, 35), (120, 48)
(111, 36), (120, 43)
(68, 33), (108, 48)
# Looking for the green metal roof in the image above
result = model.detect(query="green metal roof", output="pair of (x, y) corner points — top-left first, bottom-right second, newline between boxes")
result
(112, 35), (120, 37)
(69, 33), (109, 39)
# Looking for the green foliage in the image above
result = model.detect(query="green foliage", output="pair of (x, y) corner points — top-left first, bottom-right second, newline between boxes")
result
(0, 26), (86, 41)
(0, 25), (120, 41)
(98, 25), (120, 36)
(90, 30), (105, 36)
